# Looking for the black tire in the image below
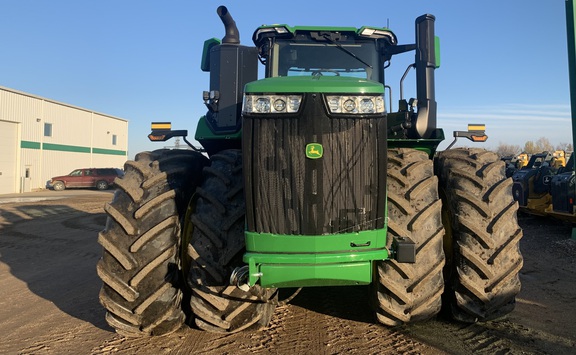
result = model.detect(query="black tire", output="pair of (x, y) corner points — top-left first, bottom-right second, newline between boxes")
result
(512, 182), (527, 207)
(53, 181), (65, 191)
(96, 180), (109, 191)
(187, 149), (277, 333)
(374, 148), (445, 326)
(97, 149), (208, 337)
(435, 148), (523, 322)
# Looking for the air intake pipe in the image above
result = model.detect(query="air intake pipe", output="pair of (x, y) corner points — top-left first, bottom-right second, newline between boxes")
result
(414, 14), (437, 139)
(217, 6), (240, 44)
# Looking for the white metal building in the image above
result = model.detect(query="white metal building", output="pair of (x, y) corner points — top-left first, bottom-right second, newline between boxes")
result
(0, 86), (128, 194)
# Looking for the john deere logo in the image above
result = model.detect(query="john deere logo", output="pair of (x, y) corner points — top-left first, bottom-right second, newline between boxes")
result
(306, 143), (323, 159)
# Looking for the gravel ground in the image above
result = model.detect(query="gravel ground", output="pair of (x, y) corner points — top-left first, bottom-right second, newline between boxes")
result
(0, 190), (574, 354)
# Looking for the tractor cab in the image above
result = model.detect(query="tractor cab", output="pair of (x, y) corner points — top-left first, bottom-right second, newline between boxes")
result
(253, 24), (395, 81)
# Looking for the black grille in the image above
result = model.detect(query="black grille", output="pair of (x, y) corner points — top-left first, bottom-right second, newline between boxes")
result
(243, 93), (387, 235)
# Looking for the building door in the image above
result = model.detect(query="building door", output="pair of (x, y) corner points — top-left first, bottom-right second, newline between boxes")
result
(0, 121), (18, 194)
(23, 166), (32, 193)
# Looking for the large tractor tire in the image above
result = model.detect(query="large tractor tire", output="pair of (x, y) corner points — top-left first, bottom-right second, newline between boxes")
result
(374, 148), (446, 326)
(97, 149), (208, 337)
(435, 148), (523, 322)
(186, 149), (277, 333)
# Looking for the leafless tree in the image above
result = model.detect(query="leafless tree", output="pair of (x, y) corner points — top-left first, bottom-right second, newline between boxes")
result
(556, 142), (573, 152)
(495, 142), (522, 157)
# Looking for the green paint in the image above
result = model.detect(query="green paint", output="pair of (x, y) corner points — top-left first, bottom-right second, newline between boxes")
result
(244, 229), (388, 287)
(244, 250), (386, 287)
(387, 129), (446, 158)
(566, 0), (576, 237)
(21, 141), (41, 149)
(305, 143), (323, 159)
(194, 115), (242, 141)
(201, 37), (221, 72)
(20, 140), (125, 156)
(92, 148), (127, 156)
(43, 143), (90, 153)
(567, 0), (576, 172)
(435, 36), (441, 68)
(245, 228), (387, 253)
(256, 262), (373, 287)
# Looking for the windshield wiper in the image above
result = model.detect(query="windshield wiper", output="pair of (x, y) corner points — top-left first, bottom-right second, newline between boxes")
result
(321, 33), (373, 69)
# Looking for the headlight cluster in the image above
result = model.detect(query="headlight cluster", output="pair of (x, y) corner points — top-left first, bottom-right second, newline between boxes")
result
(243, 95), (302, 114)
(326, 95), (385, 114)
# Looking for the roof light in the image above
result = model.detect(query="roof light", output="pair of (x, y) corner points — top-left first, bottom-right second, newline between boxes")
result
(253, 26), (291, 42)
(358, 27), (397, 44)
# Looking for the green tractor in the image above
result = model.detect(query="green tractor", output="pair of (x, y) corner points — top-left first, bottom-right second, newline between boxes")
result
(97, 6), (523, 336)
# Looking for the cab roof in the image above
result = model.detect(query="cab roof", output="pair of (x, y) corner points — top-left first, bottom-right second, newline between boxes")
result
(252, 24), (398, 46)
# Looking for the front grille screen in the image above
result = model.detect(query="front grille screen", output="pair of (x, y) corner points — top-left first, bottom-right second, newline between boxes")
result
(243, 94), (386, 235)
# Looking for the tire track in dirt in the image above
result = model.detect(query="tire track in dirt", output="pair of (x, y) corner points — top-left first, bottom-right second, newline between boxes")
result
(402, 320), (505, 354)
(188, 285), (441, 355)
(91, 332), (191, 355)
(454, 323), (515, 354)
(308, 286), (439, 354)
(202, 295), (328, 355)
(486, 320), (575, 354)
(11, 321), (107, 355)
(403, 317), (576, 355)
(237, 304), (291, 353)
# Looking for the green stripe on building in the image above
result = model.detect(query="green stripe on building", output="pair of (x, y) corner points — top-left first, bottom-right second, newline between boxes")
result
(43, 143), (91, 153)
(21, 140), (125, 156)
(21, 141), (41, 149)
(92, 148), (126, 155)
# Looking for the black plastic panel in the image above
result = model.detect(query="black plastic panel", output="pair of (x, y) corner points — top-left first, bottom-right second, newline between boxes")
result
(551, 172), (576, 214)
(243, 94), (387, 235)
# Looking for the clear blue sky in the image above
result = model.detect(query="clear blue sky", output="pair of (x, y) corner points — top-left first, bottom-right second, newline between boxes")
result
(1, 1), (572, 158)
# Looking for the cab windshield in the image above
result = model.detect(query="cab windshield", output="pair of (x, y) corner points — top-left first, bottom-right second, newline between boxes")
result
(271, 39), (380, 81)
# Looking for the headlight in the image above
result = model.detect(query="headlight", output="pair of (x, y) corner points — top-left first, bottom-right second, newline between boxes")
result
(255, 98), (271, 113)
(325, 95), (385, 114)
(243, 94), (302, 114)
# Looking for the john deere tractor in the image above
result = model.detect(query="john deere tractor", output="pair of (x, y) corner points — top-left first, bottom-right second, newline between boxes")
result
(546, 153), (576, 221)
(512, 151), (555, 215)
(97, 6), (523, 336)
(512, 151), (569, 216)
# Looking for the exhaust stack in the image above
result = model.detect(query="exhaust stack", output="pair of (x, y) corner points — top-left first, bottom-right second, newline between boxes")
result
(217, 6), (240, 44)
(202, 6), (258, 140)
(414, 14), (438, 139)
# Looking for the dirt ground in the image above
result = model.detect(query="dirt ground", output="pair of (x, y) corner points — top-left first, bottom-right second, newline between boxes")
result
(0, 190), (575, 355)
